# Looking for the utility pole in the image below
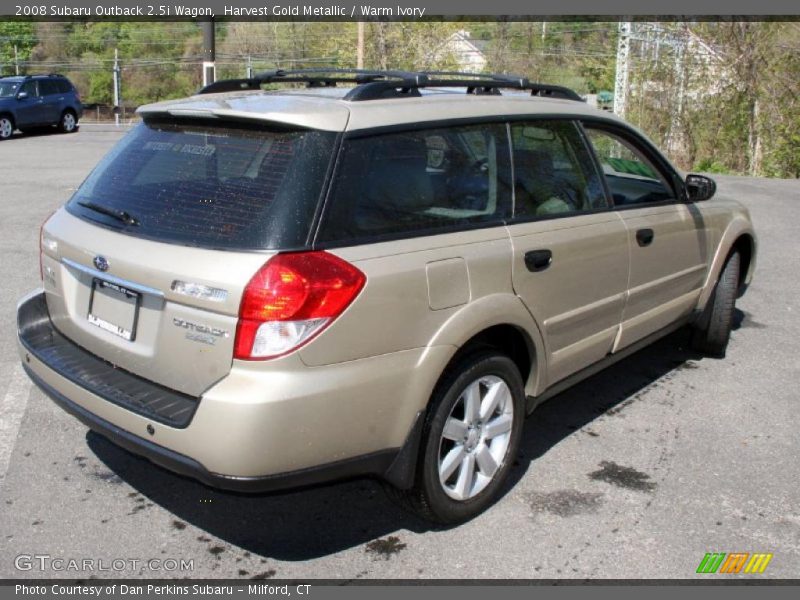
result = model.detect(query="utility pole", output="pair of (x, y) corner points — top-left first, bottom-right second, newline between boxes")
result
(356, 22), (365, 69)
(201, 19), (216, 87)
(113, 48), (121, 127)
(614, 21), (632, 118)
(14, 45), (19, 75)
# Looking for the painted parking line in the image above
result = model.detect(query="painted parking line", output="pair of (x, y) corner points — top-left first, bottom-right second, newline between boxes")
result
(0, 363), (32, 483)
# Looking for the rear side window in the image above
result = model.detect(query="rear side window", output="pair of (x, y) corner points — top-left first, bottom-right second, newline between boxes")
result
(318, 123), (512, 244)
(39, 80), (59, 95)
(56, 79), (73, 93)
(66, 120), (336, 250)
(511, 121), (607, 218)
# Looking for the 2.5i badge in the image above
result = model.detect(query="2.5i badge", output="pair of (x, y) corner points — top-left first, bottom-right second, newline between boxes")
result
(172, 318), (229, 346)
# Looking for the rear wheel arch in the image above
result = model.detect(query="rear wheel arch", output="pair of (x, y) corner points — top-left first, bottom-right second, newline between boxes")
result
(422, 294), (547, 396)
(445, 324), (534, 391)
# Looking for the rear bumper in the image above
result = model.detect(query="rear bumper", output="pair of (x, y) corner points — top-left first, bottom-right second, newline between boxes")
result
(21, 362), (396, 492)
(17, 290), (447, 490)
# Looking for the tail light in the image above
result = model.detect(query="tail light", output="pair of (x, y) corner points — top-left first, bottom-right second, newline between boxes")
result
(39, 210), (57, 280)
(234, 251), (366, 360)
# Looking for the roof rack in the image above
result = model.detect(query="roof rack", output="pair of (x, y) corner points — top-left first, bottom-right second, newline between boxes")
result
(0, 73), (66, 80)
(197, 69), (583, 103)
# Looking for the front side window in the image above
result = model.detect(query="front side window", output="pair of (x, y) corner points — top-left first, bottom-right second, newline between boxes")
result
(318, 123), (512, 243)
(0, 81), (21, 98)
(584, 127), (674, 206)
(511, 120), (608, 218)
(66, 119), (336, 250)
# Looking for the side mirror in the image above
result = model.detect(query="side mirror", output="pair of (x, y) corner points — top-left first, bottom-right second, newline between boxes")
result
(685, 173), (716, 202)
(16, 92), (28, 100)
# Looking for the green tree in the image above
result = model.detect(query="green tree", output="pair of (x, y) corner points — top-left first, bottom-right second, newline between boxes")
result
(0, 21), (37, 76)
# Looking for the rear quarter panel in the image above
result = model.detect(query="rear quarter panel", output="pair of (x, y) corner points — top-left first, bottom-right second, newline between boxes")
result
(301, 226), (545, 397)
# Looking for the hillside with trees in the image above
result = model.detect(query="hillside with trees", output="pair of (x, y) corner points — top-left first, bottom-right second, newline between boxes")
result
(0, 20), (797, 177)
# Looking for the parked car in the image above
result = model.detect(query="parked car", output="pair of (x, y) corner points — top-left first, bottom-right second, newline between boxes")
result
(0, 74), (82, 140)
(17, 69), (756, 524)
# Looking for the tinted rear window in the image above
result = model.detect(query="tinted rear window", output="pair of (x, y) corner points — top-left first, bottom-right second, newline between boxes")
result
(66, 120), (336, 250)
(40, 80), (59, 95)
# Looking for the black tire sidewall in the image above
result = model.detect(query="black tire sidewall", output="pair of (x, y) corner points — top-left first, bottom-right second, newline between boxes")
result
(418, 352), (525, 523)
(694, 251), (740, 356)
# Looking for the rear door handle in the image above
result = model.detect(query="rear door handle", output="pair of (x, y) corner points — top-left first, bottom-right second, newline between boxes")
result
(524, 249), (552, 272)
(636, 228), (654, 247)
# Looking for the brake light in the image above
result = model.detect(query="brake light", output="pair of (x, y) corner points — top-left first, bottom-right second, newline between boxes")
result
(39, 210), (57, 280)
(234, 251), (366, 360)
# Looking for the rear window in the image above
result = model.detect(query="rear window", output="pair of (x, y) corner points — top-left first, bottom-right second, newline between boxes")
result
(66, 119), (336, 250)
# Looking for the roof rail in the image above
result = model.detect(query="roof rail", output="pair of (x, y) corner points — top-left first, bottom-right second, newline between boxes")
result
(198, 68), (422, 95)
(197, 69), (583, 103)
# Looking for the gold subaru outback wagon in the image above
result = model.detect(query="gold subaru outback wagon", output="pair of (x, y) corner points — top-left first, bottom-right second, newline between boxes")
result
(17, 69), (756, 523)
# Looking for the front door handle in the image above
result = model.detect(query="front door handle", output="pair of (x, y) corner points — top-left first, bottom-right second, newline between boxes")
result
(524, 249), (552, 272)
(636, 228), (654, 247)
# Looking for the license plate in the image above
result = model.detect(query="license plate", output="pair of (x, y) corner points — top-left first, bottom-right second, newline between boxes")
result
(87, 279), (140, 341)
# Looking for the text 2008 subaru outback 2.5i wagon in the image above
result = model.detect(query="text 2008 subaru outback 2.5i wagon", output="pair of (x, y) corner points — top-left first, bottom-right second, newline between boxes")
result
(17, 70), (756, 523)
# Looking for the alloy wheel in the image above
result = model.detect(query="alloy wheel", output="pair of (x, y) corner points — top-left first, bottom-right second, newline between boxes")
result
(437, 375), (514, 501)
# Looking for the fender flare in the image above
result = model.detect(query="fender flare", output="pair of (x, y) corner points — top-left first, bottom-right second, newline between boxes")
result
(696, 218), (756, 312)
(421, 292), (548, 398)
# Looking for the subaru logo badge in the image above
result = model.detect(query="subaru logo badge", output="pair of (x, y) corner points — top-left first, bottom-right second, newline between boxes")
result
(93, 255), (109, 272)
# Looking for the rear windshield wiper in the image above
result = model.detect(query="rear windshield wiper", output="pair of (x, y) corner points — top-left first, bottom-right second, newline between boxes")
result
(77, 201), (140, 226)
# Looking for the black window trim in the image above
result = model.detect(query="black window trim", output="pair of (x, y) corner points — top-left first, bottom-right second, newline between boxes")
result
(579, 118), (688, 210)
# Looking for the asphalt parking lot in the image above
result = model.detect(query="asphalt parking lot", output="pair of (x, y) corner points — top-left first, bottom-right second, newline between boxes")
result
(0, 128), (798, 580)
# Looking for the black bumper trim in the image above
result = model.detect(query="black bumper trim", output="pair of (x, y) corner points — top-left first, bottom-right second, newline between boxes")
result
(23, 362), (398, 493)
(17, 292), (198, 428)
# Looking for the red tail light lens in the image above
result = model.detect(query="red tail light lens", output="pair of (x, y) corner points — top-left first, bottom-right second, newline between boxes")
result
(234, 251), (366, 360)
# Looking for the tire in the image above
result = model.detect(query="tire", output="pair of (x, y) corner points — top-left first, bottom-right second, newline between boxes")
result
(386, 350), (525, 524)
(0, 115), (13, 140)
(691, 251), (740, 357)
(58, 110), (78, 133)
